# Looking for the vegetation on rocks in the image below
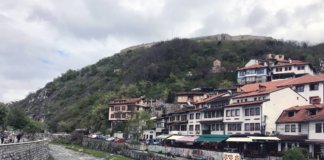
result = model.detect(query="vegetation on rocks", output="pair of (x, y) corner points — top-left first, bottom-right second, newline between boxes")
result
(9, 37), (324, 132)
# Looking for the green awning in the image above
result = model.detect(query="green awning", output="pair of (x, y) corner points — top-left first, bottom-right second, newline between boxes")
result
(195, 134), (229, 143)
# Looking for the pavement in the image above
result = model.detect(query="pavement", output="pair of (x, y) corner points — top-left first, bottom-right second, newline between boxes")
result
(49, 144), (104, 160)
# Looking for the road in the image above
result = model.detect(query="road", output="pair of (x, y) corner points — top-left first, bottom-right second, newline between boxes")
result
(49, 144), (104, 160)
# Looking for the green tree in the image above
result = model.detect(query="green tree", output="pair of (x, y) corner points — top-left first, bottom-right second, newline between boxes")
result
(126, 111), (153, 140)
(0, 103), (8, 128)
(283, 148), (308, 160)
(6, 109), (28, 130)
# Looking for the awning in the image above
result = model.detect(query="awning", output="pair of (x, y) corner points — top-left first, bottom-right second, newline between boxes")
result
(167, 135), (184, 140)
(156, 134), (171, 139)
(176, 136), (199, 142)
(195, 134), (228, 143)
(226, 137), (253, 142)
(249, 136), (280, 141)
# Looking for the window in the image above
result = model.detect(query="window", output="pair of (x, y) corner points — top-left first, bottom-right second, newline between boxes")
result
(122, 106), (126, 110)
(245, 123), (250, 131)
(250, 108), (255, 116)
(181, 115), (187, 121)
(276, 67), (282, 72)
(296, 85), (304, 92)
(195, 125), (200, 131)
(299, 124), (301, 132)
(291, 124), (296, 132)
(189, 125), (194, 131)
(211, 124), (215, 131)
(246, 69), (255, 74)
(239, 71), (245, 76)
(180, 125), (187, 131)
(190, 114), (194, 120)
(250, 123), (255, 131)
(236, 100), (240, 103)
(297, 65), (305, 70)
(245, 109), (249, 116)
(315, 123), (322, 133)
(288, 111), (294, 117)
(196, 113), (200, 119)
(122, 113), (126, 118)
(115, 106), (120, 111)
(111, 107), (114, 111)
(255, 123), (260, 131)
(220, 124), (224, 130)
(216, 124), (220, 131)
(310, 83), (319, 91)
(256, 69), (264, 74)
(285, 125), (290, 132)
(226, 110), (231, 117)
(255, 108), (260, 115)
(231, 110), (235, 117)
(235, 109), (240, 116)
(111, 114), (115, 118)
(309, 109), (316, 116)
(236, 124), (241, 131)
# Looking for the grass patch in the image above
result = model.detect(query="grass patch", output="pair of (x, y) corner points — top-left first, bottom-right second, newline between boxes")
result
(62, 144), (132, 160)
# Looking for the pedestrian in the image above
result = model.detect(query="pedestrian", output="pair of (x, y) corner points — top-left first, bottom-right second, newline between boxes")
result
(16, 133), (23, 143)
(0, 130), (4, 144)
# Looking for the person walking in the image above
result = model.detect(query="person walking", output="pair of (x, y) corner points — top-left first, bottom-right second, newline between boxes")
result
(0, 130), (4, 144)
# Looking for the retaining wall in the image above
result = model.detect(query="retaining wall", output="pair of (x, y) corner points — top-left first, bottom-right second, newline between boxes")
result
(0, 140), (49, 160)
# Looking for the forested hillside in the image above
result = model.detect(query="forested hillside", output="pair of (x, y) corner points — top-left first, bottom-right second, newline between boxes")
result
(11, 37), (324, 132)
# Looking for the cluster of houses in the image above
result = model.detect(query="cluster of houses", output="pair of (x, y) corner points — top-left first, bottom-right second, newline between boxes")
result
(108, 54), (324, 158)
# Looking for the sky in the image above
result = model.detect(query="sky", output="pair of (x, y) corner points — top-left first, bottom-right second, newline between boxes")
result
(1, 0), (324, 103)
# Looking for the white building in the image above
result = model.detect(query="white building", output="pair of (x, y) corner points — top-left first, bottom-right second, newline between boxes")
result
(276, 103), (324, 158)
(271, 60), (315, 80)
(224, 86), (308, 136)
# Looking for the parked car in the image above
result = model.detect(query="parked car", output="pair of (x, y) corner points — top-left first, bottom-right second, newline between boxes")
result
(106, 137), (115, 142)
(115, 138), (126, 143)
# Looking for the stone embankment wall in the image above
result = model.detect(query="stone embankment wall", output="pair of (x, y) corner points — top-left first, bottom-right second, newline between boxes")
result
(82, 137), (172, 160)
(0, 140), (49, 160)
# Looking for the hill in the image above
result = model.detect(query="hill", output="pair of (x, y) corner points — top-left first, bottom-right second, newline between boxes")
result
(10, 35), (324, 132)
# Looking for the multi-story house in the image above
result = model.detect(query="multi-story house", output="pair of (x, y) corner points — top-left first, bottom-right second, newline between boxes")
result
(175, 91), (208, 105)
(108, 97), (150, 128)
(240, 75), (324, 104)
(165, 108), (191, 135)
(224, 85), (308, 136)
(276, 103), (324, 157)
(237, 64), (271, 85)
(271, 59), (315, 80)
(196, 93), (232, 135)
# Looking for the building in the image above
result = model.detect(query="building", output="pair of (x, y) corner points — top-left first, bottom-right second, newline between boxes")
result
(240, 74), (324, 104)
(237, 64), (271, 85)
(196, 93), (233, 135)
(175, 91), (208, 105)
(271, 59), (315, 80)
(108, 97), (150, 128)
(224, 85), (308, 136)
(236, 56), (315, 85)
(276, 103), (324, 157)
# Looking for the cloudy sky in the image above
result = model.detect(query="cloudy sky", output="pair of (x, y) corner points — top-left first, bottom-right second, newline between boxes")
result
(1, 0), (324, 103)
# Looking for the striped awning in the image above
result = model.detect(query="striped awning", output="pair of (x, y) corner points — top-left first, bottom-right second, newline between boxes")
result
(156, 134), (171, 139)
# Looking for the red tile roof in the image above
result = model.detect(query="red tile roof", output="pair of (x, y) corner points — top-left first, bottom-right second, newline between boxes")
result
(196, 93), (227, 104)
(278, 74), (324, 87)
(276, 104), (324, 123)
(237, 64), (267, 71)
(239, 75), (324, 93)
(234, 87), (284, 99)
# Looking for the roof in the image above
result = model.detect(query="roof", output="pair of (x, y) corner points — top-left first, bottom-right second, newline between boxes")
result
(276, 104), (324, 123)
(196, 93), (229, 104)
(278, 74), (324, 87)
(274, 60), (309, 67)
(109, 98), (142, 105)
(237, 64), (267, 71)
(239, 75), (324, 93)
(176, 91), (206, 95)
(234, 87), (284, 99)
(226, 100), (267, 107)
(166, 135), (184, 140)
(195, 134), (228, 143)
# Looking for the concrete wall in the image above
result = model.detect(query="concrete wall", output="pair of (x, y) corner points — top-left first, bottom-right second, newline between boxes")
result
(0, 140), (49, 160)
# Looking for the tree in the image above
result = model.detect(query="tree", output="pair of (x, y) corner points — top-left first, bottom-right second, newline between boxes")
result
(0, 103), (8, 128)
(283, 148), (308, 160)
(126, 111), (154, 140)
(6, 109), (28, 130)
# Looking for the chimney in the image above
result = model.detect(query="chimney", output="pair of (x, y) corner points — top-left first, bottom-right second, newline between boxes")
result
(258, 85), (266, 92)
(289, 58), (292, 64)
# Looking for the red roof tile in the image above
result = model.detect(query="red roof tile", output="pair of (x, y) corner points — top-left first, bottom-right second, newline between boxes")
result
(238, 64), (267, 71)
(234, 87), (284, 99)
(274, 60), (309, 67)
(196, 93), (227, 104)
(278, 75), (324, 87)
(276, 104), (324, 123)
(239, 79), (289, 92)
